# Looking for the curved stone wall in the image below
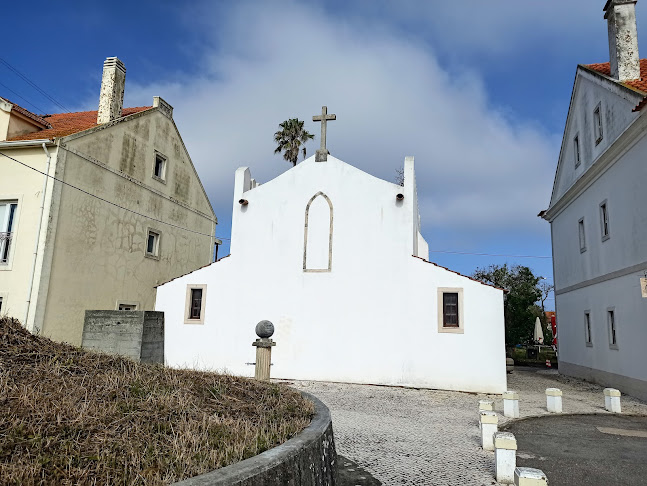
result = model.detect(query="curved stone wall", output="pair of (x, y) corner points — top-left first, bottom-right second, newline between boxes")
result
(173, 392), (337, 485)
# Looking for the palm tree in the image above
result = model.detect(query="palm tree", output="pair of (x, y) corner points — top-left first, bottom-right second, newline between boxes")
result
(274, 118), (314, 166)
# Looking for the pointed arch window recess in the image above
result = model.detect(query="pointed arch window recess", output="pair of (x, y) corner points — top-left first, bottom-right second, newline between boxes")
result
(303, 192), (333, 272)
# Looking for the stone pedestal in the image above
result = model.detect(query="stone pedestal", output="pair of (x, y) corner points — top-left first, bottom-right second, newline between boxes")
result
(479, 399), (494, 411)
(604, 388), (622, 413)
(494, 432), (517, 484)
(503, 390), (520, 418)
(479, 411), (498, 451)
(546, 388), (562, 413)
(252, 338), (276, 381)
(514, 467), (548, 485)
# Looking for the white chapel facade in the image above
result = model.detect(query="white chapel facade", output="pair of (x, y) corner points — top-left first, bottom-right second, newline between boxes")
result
(156, 109), (507, 394)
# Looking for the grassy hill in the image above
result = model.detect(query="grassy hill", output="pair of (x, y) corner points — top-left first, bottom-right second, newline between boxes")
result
(0, 317), (314, 484)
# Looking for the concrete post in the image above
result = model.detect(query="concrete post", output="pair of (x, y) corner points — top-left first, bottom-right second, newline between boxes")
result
(479, 400), (494, 411)
(503, 390), (520, 418)
(479, 411), (498, 451)
(252, 320), (276, 381)
(494, 432), (517, 484)
(604, 388), (622, 413)
(546, 388), (562, 413)
(514, 467), (548, 485)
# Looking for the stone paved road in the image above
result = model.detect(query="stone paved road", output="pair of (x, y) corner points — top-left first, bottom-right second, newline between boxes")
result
(289, 368), (647, 485)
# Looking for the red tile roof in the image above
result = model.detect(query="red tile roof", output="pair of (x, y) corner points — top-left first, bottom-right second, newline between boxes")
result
(6, 106), (152, 141)
(0, 97), (51, 128)
(584, 60), (647, 110)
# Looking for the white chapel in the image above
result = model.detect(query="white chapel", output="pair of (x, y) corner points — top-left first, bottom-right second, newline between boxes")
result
(156, 108), (507, 394)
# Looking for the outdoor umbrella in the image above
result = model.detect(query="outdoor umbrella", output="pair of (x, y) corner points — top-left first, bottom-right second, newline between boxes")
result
(534, 317), (544, 344)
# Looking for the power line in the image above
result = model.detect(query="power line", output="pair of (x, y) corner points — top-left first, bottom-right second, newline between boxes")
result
(0, 58), (70, 113)
(428, 249), (552, 259)
(0, 81), (48, 114)
(0, 150), (229, 240)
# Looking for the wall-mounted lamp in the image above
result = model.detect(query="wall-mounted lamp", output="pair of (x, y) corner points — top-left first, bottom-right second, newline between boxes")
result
(239, 199), (249, 206)
(396, 193), (404, 201)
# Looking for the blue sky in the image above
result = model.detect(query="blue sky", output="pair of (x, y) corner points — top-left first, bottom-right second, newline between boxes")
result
(5, 1), (646, 310)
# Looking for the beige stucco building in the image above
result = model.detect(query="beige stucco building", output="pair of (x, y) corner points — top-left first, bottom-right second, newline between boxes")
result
(0, 57), (216, 345)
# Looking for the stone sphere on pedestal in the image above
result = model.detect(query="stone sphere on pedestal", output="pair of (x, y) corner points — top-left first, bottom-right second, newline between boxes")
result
(255, 320), (275, 338)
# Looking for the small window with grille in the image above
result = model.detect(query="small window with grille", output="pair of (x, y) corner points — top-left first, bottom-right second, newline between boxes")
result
(184, 284), (207, 324)
(438, 288), (464, 333)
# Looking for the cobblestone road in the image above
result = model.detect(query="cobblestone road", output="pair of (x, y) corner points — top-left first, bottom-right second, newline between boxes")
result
(290, 368), (647, 485)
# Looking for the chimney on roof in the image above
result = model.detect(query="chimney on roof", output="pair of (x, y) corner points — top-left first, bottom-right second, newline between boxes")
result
(604, 0), (641, 81)
(97, 57), (126, 124)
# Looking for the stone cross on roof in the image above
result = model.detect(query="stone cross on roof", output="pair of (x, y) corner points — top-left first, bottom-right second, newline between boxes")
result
(313, 106), (336, 162)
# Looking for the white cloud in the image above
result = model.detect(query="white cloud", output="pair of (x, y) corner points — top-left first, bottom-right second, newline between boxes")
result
(124, 0), (559, 240)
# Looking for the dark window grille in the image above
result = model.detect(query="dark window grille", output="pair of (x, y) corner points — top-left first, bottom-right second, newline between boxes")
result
(443, 292), (459, 327)
(190, 288), (203, 319)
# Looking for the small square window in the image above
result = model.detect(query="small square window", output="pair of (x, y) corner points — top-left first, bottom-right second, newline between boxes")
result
(153, 153), (167, 182)
(578, 218), (586, 253)
(146, 230), (160, 259)
(584, 311), (592, 346)
(574, 135), (581, 168)
(117, 301), (139, 311)
(184, 284), (207, 324)
(600, 201), (610, 241)
(594, 104), (604, 145)
(437, 288), (464, 334)
(607, 308), (618, 349)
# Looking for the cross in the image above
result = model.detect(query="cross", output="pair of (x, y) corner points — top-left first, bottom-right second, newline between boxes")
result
(313, 106), (336, 162)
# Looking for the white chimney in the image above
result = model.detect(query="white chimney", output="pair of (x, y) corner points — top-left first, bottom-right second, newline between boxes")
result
(97, 57), (126, 124)
(604, 0), (641, 81)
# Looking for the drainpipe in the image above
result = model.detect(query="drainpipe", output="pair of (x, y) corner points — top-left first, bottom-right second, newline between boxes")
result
(24, 142), (51, 331)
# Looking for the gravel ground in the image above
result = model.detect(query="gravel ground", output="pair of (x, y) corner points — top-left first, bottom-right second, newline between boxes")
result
(289, 368), (647, 485)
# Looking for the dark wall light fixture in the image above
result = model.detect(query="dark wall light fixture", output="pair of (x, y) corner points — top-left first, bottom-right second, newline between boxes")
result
(396, 193), (404, 201)
(239, 199), (249, 206)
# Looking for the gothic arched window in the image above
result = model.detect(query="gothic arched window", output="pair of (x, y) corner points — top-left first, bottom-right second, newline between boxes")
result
(303, 192), (333, 272)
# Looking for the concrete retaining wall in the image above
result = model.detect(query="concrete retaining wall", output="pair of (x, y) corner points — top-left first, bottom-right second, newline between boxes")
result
(82, 310), (164, 364)
(173, 392), (338, 486)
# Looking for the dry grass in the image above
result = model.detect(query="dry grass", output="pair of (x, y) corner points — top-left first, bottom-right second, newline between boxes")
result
(0, 317), (315, 485)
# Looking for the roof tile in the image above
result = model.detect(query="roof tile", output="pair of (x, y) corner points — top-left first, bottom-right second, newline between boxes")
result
(6, 106), (152, 141)
(584, 59), (647, 110)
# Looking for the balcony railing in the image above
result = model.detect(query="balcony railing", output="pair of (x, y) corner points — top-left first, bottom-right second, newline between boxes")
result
(0, 232), (12, 263)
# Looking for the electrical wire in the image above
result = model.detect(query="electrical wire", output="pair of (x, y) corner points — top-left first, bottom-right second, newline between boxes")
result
(0, 58), (70, 113)
(0, 81), (48, 115)
(428, 249), (551, 259)
(0, 150), (229, 240)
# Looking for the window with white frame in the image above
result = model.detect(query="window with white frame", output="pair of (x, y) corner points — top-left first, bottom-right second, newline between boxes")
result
(578, 218), (586, 253)
(600, 200), (610, 241)
(117, 301), (139, 311)
(584, 311), (592, 346)
(0, 201), (18, 264)
(437, 288), (464, 334)
(607, 308), (618, 349)
(574, 134), (581, 168)
(153, 152), (167, 182)
(594, 103), (604, 144)
(146, 229), (160, 259)
(184, 284), (207, 324)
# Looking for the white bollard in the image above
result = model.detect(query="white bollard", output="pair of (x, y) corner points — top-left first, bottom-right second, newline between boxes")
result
(479, 399), (494, 411)
(494, 431), (517, 484)
(604, 388), (622, 413)
(503, 390), (520, 418)
(479, 410), (498, 451)
(514, 467), (548, 485)
(545, 388), (562, 413)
